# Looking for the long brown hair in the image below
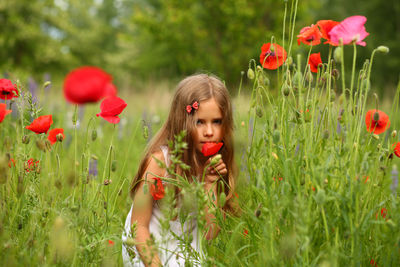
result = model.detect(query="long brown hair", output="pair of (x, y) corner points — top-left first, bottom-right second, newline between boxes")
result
(130, 73), (237, 212)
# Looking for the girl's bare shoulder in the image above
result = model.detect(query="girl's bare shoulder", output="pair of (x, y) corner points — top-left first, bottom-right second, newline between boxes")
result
(144, 150), (166, 178)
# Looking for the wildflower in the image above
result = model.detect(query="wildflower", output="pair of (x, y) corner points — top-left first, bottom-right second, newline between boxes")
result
(393, 142), (400, 158)
(329, 15), (369, 46)
(297, 24), (322, 46)
(391, 165), (398, 194)
(308, 53), (323, 73)
(88, 158), (98, 177)
(26, 115), (53, 134)
(150, 177), (165, 200)
(202, 142), (223, 157)
(243, 228), (249, 237)
(316, 20), (340, 46)
(47, 128), (65, 145)
(108, 240), (115, 246)
(259, 43), (287, 70)
(63, 66), (117, 104)
(381, 208), (387, 219)
(25, 158), (40, 173)
(103, 179), (112, 186)
(8, 158), (15, 168)
(0, 78), (19, 100)
(0, 103), (12, 123)
(96, 96), (127, 124)
(365, 109), (390, 134)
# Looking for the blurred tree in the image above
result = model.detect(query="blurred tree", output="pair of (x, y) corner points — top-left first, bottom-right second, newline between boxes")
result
(121, 0), (315, 87)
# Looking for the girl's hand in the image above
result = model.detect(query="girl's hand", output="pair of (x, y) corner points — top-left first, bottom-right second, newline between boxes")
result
(204, 154), (227, 184)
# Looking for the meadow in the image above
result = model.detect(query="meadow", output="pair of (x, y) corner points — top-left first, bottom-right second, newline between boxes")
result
(1, 4), (400, 267)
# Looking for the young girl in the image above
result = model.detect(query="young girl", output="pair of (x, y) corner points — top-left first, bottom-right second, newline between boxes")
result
(122, 73), (237, 266)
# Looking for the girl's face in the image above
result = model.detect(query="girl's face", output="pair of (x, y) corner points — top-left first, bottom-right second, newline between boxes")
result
(192, 98), (223, 154)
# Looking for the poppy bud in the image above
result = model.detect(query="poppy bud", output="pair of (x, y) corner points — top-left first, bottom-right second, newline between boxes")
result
(56, 133), (64, 142)
(334, 47), (342, 64)
(332, 69), (340, 80)
(256, 65), (262, 72)
(372, 134), (379, 140)
(281, 83), (291, 96)
(338, 93), (346, 105)
(219, 192), (226, 208)
(111, 160), (117, 172)
(306, 72), (314, 83)
(143, 124), (148, 140)
(210, 154), (222, 166)
(91, 154), (98, 160)
(314, 189), (326, 205)
(240, 71), (244, 76)
(391, 130), (397, 138)
(247, 68), (255, 80)
(22, 135), (30, 144)
(373, 112), (380, 122)
(361, 79), (371, 91)
(125, 237), (135, 247)
(44, 139), (52, 151)
(91, 129), (97, 141)
(286, 56), (293, 65)
(103, 179), (112, 185)
(376, 46), (389, 54)
(17, 175), (24, 195)
(36, 139), (46, 151)
(330, 90), (336, 102)
(104, 201), (107, 209)
(256, 106), (264, 118)
(292, 72), (302, 87)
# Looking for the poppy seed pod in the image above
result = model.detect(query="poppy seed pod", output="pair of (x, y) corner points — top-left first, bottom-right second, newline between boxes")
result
(281, 83), (291, 96)
(256, 106), (264, 118)
(391, 130), (397, 138)
(334, 47), (342, 64)
(376, 46), (389, 54)
(111, 160), (117, 172)
(36, 139), (46, 151)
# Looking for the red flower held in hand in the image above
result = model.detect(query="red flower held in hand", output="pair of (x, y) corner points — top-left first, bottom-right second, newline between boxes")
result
(393, 142), (400, 158)
(308, 53), (323, 73)
(47, 128), (65, 145)
(297, 24), (322, 46)
(63, 66), (117, 104)
(150, 177), (165, 200)
(0, 78), (19, 100)
(26, 115), (53, 134)
(259, 43), (287, 70)
(0, 103), (12, 123)
(202, 142), (223, 157)
(365, 109), (390, 134)
(96, 96), (127, 124)
(317, 20), (340, 46)
(329, 15), (369, 46)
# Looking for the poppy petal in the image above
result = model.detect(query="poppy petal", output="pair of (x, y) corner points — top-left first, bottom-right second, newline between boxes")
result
(202, 142), (224, 157)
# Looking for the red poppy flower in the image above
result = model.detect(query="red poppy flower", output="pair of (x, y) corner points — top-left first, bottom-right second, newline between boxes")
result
(47, 128), (65, 145)
(8, 158), (16, 168)
(297, 24), (322, 46)
(25, 158), (40, 173)
(393, 142), (400, 158)
(308, 53), (323, 73)
(150, 177), (165, 200)
(243, 228), (249, 237)
(317, 20), (340, 46)
(0, 103), (12, 123)
(108, 240), (115, 246)
(202, 142), (223, 157)
(259, 43), (287, 70)
(26, 115), (53, 134)
(365, 109), (390, 134)
(381, 208), (387, 219)
(0, 78), (19, 100)
(63, 66), (117, 104)
(96, 96), (127, 124)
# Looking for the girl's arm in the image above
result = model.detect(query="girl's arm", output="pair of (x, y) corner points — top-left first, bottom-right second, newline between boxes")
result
(203, 156), (227, 240)
(130, 151), (165, 267)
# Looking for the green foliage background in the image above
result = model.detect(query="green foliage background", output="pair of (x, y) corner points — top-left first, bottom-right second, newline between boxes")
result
(0, 0), (398, 90)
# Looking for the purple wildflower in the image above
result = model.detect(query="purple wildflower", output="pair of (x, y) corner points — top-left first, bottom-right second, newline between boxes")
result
(391, 165), (398, 195)
(89, 159), (98, 178)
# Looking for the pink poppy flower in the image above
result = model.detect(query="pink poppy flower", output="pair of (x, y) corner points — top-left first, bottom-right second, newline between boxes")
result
(329, 15), (369, 46)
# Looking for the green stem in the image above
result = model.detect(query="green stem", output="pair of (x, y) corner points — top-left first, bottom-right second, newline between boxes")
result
(350, 42), (357, 113)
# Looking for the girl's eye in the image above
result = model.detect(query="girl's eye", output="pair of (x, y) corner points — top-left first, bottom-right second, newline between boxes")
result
(213, 119), (222, 124)
(196, 120), (203, 125)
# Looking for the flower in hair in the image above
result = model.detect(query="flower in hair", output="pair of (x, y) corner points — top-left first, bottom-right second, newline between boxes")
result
(186, 101), (199, 114)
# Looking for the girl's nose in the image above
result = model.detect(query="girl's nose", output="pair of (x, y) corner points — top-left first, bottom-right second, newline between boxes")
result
(204, 124), (213, 137)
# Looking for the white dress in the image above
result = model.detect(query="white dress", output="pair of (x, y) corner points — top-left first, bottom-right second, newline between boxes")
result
(122, 146), (203, 266)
